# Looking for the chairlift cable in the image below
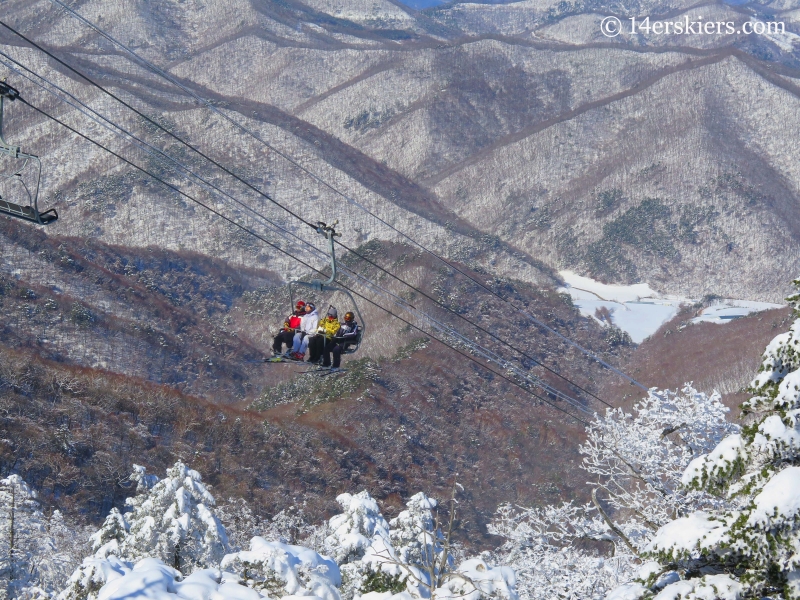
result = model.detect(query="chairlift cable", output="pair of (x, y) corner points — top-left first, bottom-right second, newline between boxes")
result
(18, 95), (592, 424)
(2, 56), (589, 412)
(38, 2), (648, 393)
(0, 26), (612, 408)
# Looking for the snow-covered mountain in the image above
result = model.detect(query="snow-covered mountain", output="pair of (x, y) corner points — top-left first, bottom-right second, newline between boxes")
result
(0, 2), (798, 598)
(2, 0), (800, 300)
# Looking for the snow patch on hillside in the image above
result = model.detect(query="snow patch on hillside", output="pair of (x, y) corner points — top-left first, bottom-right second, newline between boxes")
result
(692, 300), (784, 324)
(300, 0), (414, 24)
(558, 272), (662, 304)
(558, 271), (685, 343)
(558, 271), (784, 343)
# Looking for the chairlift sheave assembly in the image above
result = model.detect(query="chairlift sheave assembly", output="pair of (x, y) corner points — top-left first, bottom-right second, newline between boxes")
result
(0, 81), (58, 225)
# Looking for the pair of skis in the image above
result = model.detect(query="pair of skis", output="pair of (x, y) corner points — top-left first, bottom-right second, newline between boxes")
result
(264, 355), (302, 364)
(264, 355), (346, 375)
(303, 366), (346, 377)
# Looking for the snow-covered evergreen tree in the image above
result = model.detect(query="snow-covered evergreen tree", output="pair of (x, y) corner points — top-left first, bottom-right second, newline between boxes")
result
(490, 385), (735, 600)
(120, 462), (229, 572)
(581, 385), (737, 550)
(389, 492), (439, 570)
(58, 509), (131, 600)
(610, 279), (800, 599)
(382, 492), (456, 598)
(321, 490), (515, 600)
(88, 509), (128, 559)
(220, 536), (341, 600)
(59, 462), (229, 600)
(323, 491), (393, 600)
(325, 491), (391, 566)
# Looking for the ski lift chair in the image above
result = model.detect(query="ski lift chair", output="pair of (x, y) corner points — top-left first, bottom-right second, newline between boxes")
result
(0, 81), (58, 225)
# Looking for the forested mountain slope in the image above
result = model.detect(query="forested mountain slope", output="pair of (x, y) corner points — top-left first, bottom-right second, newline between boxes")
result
(0, 0), (797, 573)
(2, 0), (799, 299)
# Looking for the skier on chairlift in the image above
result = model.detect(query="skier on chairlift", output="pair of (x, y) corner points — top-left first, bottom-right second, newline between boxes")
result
(272, 300), (305, 357)
(308, 306), (341, 366)
(289, 302), (318, 360)
(268, 220), (365, 367)
(326, 311), (360, 371)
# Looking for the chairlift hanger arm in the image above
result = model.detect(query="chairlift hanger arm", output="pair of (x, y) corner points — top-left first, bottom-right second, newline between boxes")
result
(289, 219), (365, 354)
(298, 220), (341, 288)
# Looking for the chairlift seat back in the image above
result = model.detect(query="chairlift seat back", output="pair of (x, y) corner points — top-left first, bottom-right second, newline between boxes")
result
(342, 327), (363, 355)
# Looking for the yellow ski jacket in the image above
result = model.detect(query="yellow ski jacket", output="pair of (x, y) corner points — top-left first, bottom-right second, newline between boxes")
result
(317, 317), (341, 339)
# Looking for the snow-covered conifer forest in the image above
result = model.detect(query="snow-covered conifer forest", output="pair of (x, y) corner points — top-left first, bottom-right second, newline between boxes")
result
(0, 276), (798, 599)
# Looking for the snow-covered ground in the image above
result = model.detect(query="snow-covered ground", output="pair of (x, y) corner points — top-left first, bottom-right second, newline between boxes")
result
(558, 271), (784, 343)
(691, 300), (785, 324)
(558, 271), (685, 343)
